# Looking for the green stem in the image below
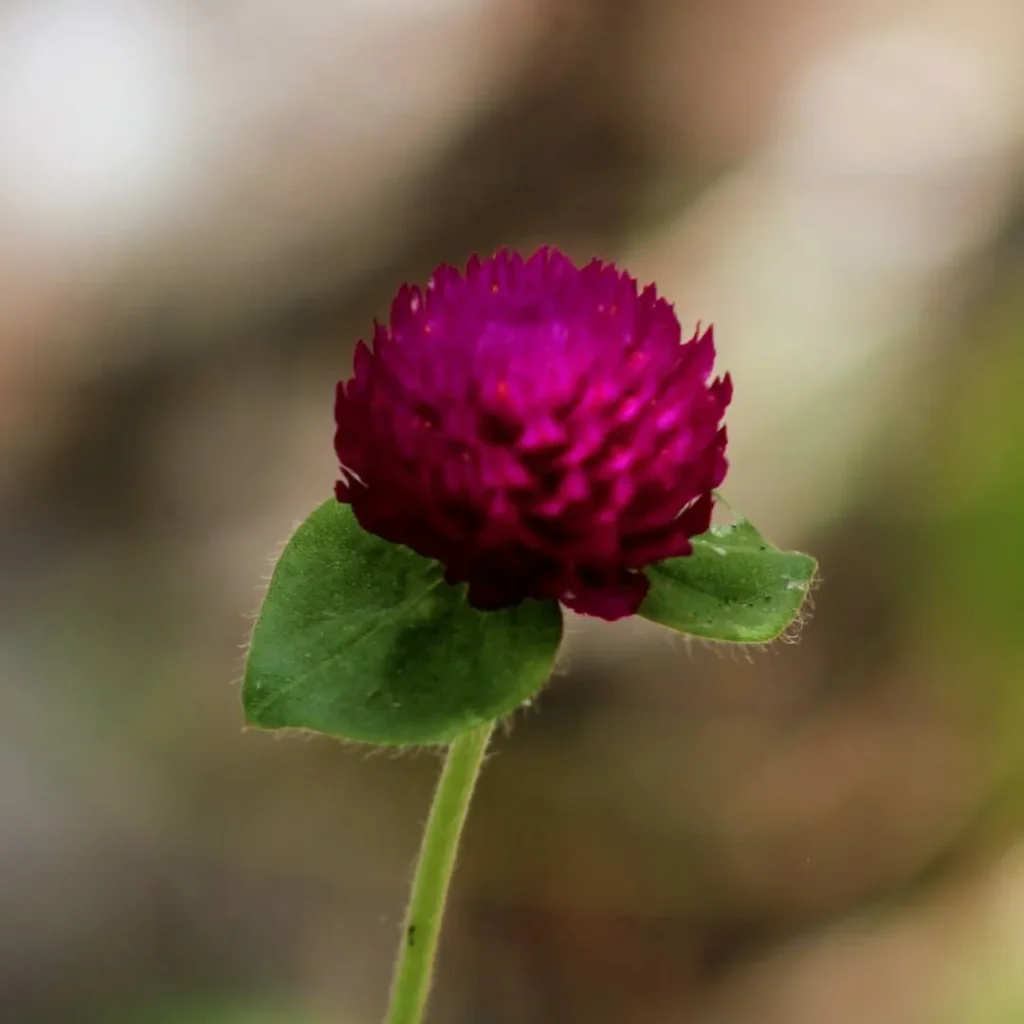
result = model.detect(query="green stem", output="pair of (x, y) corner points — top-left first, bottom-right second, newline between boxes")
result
(385, 721), (495, 1024)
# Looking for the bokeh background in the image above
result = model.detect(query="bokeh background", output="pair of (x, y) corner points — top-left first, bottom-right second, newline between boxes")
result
(3, 1), (1024, 1021)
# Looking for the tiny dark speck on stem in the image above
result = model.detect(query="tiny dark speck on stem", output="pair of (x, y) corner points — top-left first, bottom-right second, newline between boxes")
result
(407, 924), (416, 948)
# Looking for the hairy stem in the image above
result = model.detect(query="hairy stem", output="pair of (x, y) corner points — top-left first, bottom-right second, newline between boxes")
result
(384, 721), (495, 1024)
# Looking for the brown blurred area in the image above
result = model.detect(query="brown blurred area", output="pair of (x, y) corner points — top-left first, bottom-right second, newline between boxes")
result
(3, 1), (1024, 1021)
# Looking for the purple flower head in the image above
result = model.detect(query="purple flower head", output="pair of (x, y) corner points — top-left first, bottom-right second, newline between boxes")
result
(334, 248), (731, 621)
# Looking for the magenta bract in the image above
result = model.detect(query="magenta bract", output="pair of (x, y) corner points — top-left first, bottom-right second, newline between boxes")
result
(334, 248), (731, 621)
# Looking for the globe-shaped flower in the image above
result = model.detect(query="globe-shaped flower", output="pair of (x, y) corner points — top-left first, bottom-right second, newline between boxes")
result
(334, 248), (732, 621)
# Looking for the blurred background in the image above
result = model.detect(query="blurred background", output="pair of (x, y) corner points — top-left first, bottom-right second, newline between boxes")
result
(3, 0), (1024, 1021)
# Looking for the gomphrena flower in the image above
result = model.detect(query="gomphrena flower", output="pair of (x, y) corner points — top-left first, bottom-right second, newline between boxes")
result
(334, 248), (731, 621)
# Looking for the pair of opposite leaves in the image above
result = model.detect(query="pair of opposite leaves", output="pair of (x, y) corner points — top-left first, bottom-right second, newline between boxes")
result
(243, 499), (817, 746)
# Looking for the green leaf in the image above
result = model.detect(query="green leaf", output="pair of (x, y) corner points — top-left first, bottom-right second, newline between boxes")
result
(243, 500), (563, 746)
(640, 516), (817, 642)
